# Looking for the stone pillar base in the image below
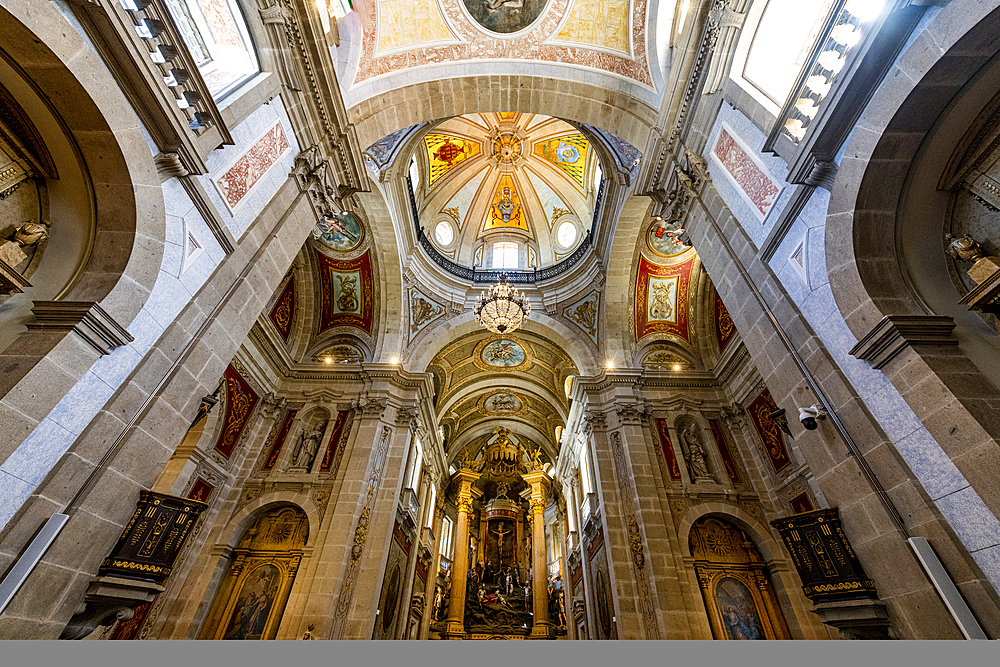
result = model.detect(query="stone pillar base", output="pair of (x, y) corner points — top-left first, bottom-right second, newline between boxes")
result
(528, 621), (553, 639)
(439, 620), (467, 640)
(811, 598), (894, 640)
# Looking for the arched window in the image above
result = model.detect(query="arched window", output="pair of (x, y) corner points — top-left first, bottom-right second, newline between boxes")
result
(492, 241), (518, 269)
(164, 0), (260, 101)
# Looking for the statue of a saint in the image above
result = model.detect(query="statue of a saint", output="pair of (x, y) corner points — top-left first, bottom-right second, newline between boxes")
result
(294, 425), (324, 469)
(683, 427), (711, 480)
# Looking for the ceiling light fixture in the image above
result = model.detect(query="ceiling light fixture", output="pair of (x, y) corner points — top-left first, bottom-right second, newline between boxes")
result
(474, 274), (530, 334)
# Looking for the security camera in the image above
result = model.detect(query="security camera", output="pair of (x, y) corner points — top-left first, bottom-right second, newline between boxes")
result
(798, 405), (826, 431)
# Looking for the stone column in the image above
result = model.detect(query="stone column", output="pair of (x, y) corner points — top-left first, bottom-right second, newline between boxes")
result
(440, 468), (481, 640)
(419, 497), (445, 639)
(523, 468), (552, 640)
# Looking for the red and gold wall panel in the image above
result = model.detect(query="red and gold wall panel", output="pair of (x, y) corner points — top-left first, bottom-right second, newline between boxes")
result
(654, 418), (682, 481)
(187, 477), (215, 503)
(319, 410), (352, 472)
(268, 277), (295, 342)
(709, 419), (741, 483)
(635, 254), (695, 342)
(213, 364), (260, 458)
(317, 251), (375, 335)
(263, 409), (297, 470)
(714, 288), (735, 353)
(747, 388), (791, 473)
(790, 493), (814, 514)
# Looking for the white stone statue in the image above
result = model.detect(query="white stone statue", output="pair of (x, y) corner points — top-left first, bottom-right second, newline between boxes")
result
(293, 424), (324, 469)
(683, 426), (711, 481)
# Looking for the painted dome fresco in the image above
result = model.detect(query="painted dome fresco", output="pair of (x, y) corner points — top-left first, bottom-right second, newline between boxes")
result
(409, 113), (602, 270)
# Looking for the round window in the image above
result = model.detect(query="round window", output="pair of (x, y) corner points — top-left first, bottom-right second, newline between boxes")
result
(557, 220), (578, 248)
(435, 220), (454, 246)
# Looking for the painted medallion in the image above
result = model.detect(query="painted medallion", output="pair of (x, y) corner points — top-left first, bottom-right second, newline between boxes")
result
(481, 338), (526, 367)
(461, 0), (548, 35)
(316, 212), (364, 252)
(647, 220), (689, 257)
(484, 392), (522, 413)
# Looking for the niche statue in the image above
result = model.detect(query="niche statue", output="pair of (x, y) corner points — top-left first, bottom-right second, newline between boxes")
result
(682, 426), (712, 482)
(292, 423), (325, 470)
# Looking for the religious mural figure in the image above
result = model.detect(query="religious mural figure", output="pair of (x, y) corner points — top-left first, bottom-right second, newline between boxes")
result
(717, 578), (764, 640)
(314, 212), (362, 252)
(222, 565), (279, 640)
(462, 0), (546, 34)
(410, 294), (438, 330)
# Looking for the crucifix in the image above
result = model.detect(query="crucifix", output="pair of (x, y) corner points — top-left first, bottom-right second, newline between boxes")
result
(492, 523), (513, 567)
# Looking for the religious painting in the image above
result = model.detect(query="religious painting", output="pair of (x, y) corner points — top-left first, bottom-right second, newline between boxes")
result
(222, 564), (281, 640)
(374, 521), (411, 639)
(213, 363), (260, 459)
(746, 387), (792, 473)
(715, 288), (735, 353)
(408, 288), (445, 342)
(484, 392), (522, 414)
(533, 135), (589, 188)
(553, 0), (631, 56)
(376, 0), (454, 54)
(634, 254), (695, 342)
(424, 133), (481, 187)
(267, 277), (295, 342)
(647, 219), (689, 257)
(710, 123), (782, 220)
(461, 0), (548, 35)
(315, 211), (364, 252)
(689, 516), (790, 640)
(716, 577), (765, 640)
(481, 338), (526, 367)
(484, 174), (530, 233)
(564, 292), (599, 345)
(317, 251), (375, 335)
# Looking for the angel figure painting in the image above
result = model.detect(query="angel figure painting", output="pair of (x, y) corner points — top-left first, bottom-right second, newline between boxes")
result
(716, 577), (765, 640)
(223, 565), (280, 640)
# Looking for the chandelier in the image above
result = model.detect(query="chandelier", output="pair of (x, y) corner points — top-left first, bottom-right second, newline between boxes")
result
(474, 274), (530, 334)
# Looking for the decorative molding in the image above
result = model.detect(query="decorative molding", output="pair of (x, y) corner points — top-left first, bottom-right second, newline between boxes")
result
(849, 315), (957, 369)
(27, 301), (133, 355)
(154, 152), (189, 181)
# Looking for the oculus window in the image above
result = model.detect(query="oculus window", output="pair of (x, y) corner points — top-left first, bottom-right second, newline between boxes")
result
(165, 0), (260, 100)
(557, 220), (578, 248)
(435, 220), (455, 246)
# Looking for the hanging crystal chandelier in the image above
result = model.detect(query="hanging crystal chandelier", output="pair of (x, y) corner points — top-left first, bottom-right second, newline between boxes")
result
(474, 274), (531, 334)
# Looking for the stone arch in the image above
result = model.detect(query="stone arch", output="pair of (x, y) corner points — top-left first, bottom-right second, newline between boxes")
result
(348, 76), (658, 161)
(0, 3), (162, 325)
(677, 503), (782, 563)
(220, 495), (321, 550)
(825, 0), (1000, 520)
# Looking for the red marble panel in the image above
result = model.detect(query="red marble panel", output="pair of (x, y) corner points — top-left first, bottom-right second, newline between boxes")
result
(213, 364), (260, 458)
(263, 409), (297, 470)
(654, 418), (682, 481)
(747, 388), (792, 473)
(268, 277), (295, 342)
(709, 419), (741, 483)
(214, 123), (289, 211)
(711, 127), (781, 218)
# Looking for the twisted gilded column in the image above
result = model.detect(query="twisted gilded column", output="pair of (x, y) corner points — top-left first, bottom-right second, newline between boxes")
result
(523, 468), (552, 639)
(440, 468), (481, 640)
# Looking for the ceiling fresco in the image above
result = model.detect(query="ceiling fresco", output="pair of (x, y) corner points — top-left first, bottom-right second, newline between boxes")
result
(633, 248), (697, 344)
(353, 0), (658, 89)
(415, 113), (596, 268)
(427, 329), (577, 414)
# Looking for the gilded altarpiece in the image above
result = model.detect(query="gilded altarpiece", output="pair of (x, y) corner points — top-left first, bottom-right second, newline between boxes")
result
(200, 506), (308, 640)
(689, 517), (790, 640)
